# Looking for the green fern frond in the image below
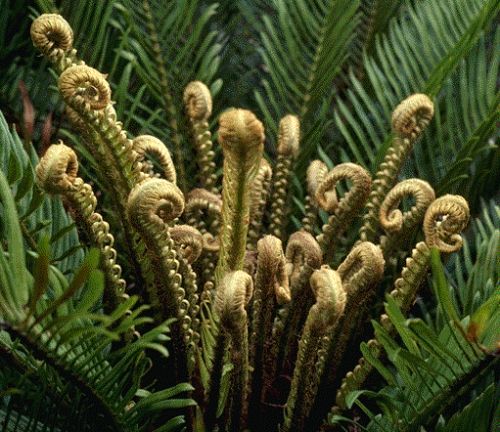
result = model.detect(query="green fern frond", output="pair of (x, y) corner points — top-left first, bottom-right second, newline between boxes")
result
(332, 0), (499, 176)
(255, 0), (360, 158)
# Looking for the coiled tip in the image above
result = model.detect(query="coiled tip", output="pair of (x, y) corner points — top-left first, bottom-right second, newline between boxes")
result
(59, 65), (111, 110)
(277, 114), (300, 157)
(36, 141), (78, 194)
(315, 163), (371, 213)
(257, 235), (290, 304)
(309, 266), (346, 329)
(423, 194), (469, 253)
(337, 242), (385, 294)
(183, 81), (213, 121)
(31, 13), (73, 57)
(133, 135), (177, 184)
(170, 225), (204, 264)
(379, 179), (435, 233)
(218, 108), (265, 157)
(285, 230), (323, 280)
(391, 93), (434, 139)
(127, 178), (185, 226)
(215, 271), (253, 332)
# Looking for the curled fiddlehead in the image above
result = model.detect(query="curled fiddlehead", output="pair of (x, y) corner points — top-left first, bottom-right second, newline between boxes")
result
(285, 230), (323, 289)
(265, 231), (323, 404)
(283, 267), (346, 432)
(127, 178), (193, 377)
(36, 143), (126, 311)
(360, 93), (434, 242)
(302, 160), (328, 233)
(215, 108), (264, 285)
(170, 225), (204, 264)
(379, 178), (435, 255)
(30, 13), (80, 71)
(184, 81), (217, 192)
(58, 65), (145, 192)
(133, 135), (177, 183)
(423, 194), (470, 253)
(59, 65), (111, 110)
(268, 115), (300, 240)
(308, 242), (384, 425)
(207, 271), (253, 431)
(248, 159), (273, 250)
(248, 236), (290, 426)
(334, 194), (469, 412)
(315, 163), (372, 262)
(337, 241), (385, 295)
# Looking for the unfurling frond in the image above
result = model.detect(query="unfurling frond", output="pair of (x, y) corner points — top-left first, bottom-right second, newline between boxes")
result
(133, 135), (177, 183)
(215, 109), (264, 284)
(283, 267), (345, 432)
(360, 94), (434, 243)
(423, 194), (470, 253)
(36, 142), (126, 310)
(316, 162), (372, 262)
(268, 115), (300, 240)
(30, 13), (73, 58)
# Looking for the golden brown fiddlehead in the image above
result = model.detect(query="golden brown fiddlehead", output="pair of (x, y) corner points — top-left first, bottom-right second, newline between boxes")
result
(268, 115), (300, 240)
(248, 159), (273, 250)
(248, 236), (290, 426)
(170, 225), (204, 264)
(266, 231), (323, 403)
(302, 160), (328, 233)
(283, 267), (346, 432)
(379, 178), (435, 255)
(423, 194), (470, 253)
(184, 81), (217, 193)
(315, 163), (372, 262)
(58, 65), (145, 192)
(133, 135), (177, 183)
(36, 142), (126, 311)
(127, 178), (192, 377)
(214, 108), (264, 285)
(334, 194), (469, 412)
(360, 94), (434, 242)
(207, 271), (253, 431)
(30, 14), (80, 71)
(308, 242), (384, 426)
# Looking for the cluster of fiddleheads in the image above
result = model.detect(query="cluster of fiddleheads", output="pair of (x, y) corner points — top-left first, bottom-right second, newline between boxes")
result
(23, 13), (477, 432)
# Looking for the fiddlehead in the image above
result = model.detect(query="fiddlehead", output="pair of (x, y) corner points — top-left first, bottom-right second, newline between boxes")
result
(36, 142), (126, 312)
(379, 179), (435, 255)
(308, 242), (384, 427)
(423, 194), (470, 253)
(127, 178), (192, 377)
(268, 231), (323, 398)
(268, 115), (300, 240)
(337, 241), (385, 296)
(360, 93), (434, 242)
(248, 159), (273, 250)
(248, 236), (290, 427)
(302, 160), (328, 234)
(184, 81), (217, 193)
(170, 225), (204, 264)
(215, 108), (264, 285)
(334, 194), (469, 412)
(58, 65), (145, 192)
(208, 271), (253, 432)
(133, 135), (177, 183)
(316, 163), (372, 262)
(283, 267), (345, 432)
(30, 14), (80, 72)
